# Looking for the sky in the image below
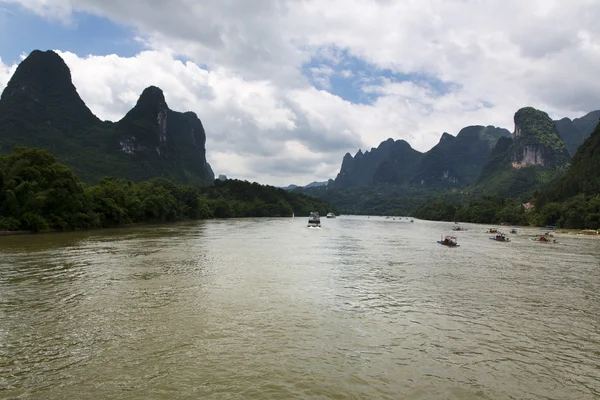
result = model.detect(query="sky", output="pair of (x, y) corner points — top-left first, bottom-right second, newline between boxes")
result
(1, 0), (600, 186)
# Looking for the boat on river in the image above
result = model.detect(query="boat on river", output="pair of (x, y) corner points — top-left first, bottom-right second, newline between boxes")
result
(307, 212), (321, 227)
(452, 225), (467, 231)
(490, 232), (510, 242)
(532, 234), (557, 243)
(326, 212), (336, 219)
(510, 228), (518, 234)
(487, 227), (498, 233)
(438, 235), (459, 247)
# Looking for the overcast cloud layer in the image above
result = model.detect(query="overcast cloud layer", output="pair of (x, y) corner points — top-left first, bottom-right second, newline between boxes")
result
(2, 0), (600, 186)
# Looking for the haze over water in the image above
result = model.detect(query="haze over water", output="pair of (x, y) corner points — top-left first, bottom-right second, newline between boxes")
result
(1, 217), (599, 399)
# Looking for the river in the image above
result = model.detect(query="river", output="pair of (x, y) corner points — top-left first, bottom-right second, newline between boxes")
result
(1, 216), (599, 399)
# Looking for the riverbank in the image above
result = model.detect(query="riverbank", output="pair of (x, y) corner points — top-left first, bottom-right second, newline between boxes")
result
(0, 223), (148, 238)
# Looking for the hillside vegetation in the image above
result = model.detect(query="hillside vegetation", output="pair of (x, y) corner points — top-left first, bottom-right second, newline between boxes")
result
(0, 147), (335, 232)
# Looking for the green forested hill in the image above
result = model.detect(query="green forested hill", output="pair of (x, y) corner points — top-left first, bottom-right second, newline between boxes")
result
(530, 120), (600, 229)
(555, 110), (600, 156)
(0, 50), (213, 185)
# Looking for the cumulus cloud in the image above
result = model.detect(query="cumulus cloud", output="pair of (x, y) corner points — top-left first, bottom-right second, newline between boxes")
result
(3, 0), (600, 185)
(0, 58), (17, 90)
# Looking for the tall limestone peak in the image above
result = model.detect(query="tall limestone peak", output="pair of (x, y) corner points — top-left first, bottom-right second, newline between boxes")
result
(511, 107), (570, 168)
(0, 49), (99, 127)
(474, 107), (571, 197)
(131, 86), (168, 114)
(439, 132), (454, 142)
(114, 86), (213, 183)
(333, 138), (422, 188)
(0, 50), (213, 185)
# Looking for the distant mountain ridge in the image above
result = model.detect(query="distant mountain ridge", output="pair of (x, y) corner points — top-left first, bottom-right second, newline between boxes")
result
(555, 110), (600, 156)
(332, 125), (510, 189)
(327, 106), (597, 200)
(282, 181), (328, 190)
(0, 49), (213, 185)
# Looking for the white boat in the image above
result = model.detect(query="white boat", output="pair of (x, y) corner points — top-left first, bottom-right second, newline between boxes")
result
(308, 212), (321, 227)
(326, 212), (336, 219)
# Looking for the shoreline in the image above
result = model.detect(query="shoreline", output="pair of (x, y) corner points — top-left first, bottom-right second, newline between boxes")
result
(0, 216), (297, 238)
(0, 222), (150, 238)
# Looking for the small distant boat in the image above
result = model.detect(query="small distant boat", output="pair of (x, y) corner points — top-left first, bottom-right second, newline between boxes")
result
(452, 225), (467, 231)
(438, 235), (459, 247)
(540, 229), (555, 237)
(510, 228), (518, 234)
(532, 234), (557, 243)
(487, 227), (498, 233)
(326, 212), (336, 219)
(490, 232), (510, 242)
(307, 212), (321, 227)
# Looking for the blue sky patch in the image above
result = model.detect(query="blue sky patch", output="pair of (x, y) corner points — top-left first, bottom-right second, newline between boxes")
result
(302, 47), (457, 105)
(0, 4), (142, 64)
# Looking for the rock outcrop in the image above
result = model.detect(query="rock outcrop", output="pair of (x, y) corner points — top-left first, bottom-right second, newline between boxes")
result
(474, 107), (570, 197)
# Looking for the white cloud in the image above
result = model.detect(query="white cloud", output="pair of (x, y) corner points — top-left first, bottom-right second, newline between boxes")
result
(0, 58), (17, 91)
(3, 0), (600, 185)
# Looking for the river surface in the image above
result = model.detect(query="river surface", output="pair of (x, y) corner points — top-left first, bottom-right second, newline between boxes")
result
(0, 216), (599, 399)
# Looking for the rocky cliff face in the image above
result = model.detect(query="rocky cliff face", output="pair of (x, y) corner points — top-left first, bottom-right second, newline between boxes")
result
(510, 107), (570, 168)
(113, 86), (213, 183)
(0, 50), (213, 185)
(474, 107), (570, 197)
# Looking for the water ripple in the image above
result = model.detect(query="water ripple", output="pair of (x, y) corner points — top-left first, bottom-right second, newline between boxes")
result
(0, 218), (599, 399)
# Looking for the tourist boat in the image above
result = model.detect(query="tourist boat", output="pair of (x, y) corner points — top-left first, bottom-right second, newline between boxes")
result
(438, 235), (459, 247)
(490, 232), (510, 242)
(326, 212), (336, 219)
(452, 225), (467, 231)
(540, 229), (555, 237)
(532, 234), (557, 243)
(487, 227), (498, 233)
(510, 228), (518, 234)
(307, 212), (321, 227)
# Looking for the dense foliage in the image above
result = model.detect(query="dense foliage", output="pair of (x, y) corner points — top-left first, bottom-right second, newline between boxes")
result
(410, 126), (510, 187)
(513, 107), (570, 165)
(412, 196), (528, 226)
(413, 120), (600, 230)
(472, 108), (571, 198)
(300, 185), (447, 216)
(0, 147), (335, 232)
(529, 120), (600, 229)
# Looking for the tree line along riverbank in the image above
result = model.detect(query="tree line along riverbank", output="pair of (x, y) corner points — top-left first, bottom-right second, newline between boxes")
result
(0, 147), (336, 233)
